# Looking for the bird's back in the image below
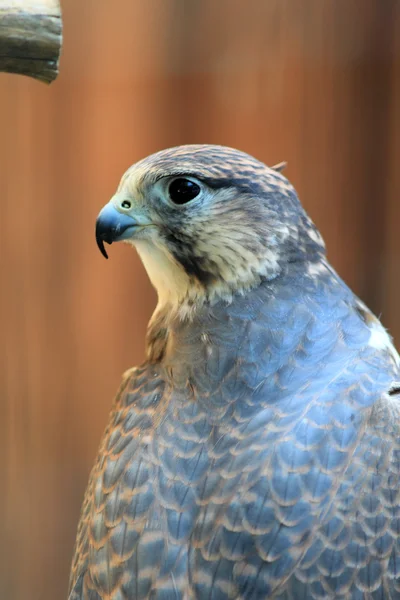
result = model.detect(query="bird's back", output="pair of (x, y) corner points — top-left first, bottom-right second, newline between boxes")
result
(69, 262), (400, 599)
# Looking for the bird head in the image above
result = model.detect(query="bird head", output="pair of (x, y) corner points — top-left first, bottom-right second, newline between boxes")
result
(96, 145), (325, 314)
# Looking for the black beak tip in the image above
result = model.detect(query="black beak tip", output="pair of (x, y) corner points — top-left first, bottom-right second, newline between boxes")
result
(95, 226), (111, 260)
(97, 236), (110, 259)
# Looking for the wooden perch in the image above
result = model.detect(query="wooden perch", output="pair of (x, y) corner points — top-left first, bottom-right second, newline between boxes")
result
(0, 0), (62, 83)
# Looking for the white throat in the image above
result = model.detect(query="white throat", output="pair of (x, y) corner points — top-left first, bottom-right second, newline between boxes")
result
(134, 240), (195, 310)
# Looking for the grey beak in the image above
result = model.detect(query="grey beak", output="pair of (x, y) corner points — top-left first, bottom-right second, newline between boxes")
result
(95, 203), (137, 259)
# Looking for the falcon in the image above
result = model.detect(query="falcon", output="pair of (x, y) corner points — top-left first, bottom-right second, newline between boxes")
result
(69, 145), (400, 599)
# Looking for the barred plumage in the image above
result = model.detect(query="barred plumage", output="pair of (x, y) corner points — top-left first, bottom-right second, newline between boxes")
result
(71, 145), (400, 599)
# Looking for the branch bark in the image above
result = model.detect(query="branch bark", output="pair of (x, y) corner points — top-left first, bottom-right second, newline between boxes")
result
(0, 0), (62, 83)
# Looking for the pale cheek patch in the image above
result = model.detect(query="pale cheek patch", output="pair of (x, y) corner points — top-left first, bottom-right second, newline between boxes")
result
(193, 194), (288, 287)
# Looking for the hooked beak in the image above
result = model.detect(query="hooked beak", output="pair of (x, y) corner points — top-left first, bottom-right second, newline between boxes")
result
(95, 202), (137, 259)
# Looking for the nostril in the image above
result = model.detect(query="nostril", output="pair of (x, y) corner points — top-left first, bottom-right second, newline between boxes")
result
(121, 200), (131, 209)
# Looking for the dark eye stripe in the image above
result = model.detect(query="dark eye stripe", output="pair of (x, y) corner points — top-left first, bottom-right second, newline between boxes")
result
(200, 176), (265, 195)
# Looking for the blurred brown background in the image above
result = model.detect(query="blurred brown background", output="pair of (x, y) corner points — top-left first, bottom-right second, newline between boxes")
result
(0, 1), (399, 598)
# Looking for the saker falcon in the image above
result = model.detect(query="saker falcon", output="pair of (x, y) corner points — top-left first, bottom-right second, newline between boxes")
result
(68, 145), (400, 599)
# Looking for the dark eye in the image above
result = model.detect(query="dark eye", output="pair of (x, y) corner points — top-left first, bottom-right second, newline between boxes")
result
(168, 178), (201, 205)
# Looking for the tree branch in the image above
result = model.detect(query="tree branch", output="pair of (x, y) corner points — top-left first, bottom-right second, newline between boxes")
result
(0, 1), (62, 84)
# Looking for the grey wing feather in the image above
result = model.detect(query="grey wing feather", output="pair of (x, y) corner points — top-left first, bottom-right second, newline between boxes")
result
(69, 280), (400, 599)
(68, 366), (184, 598)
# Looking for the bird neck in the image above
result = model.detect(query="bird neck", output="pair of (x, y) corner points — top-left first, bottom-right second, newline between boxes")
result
(145, 258), (332, 370)
(135, 237), (285, 324)
(145, 272), (278, 364)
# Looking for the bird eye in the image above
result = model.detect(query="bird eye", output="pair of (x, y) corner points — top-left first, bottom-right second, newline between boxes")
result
(168, 178), (201, 205)
(121, 200), (131, 209)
